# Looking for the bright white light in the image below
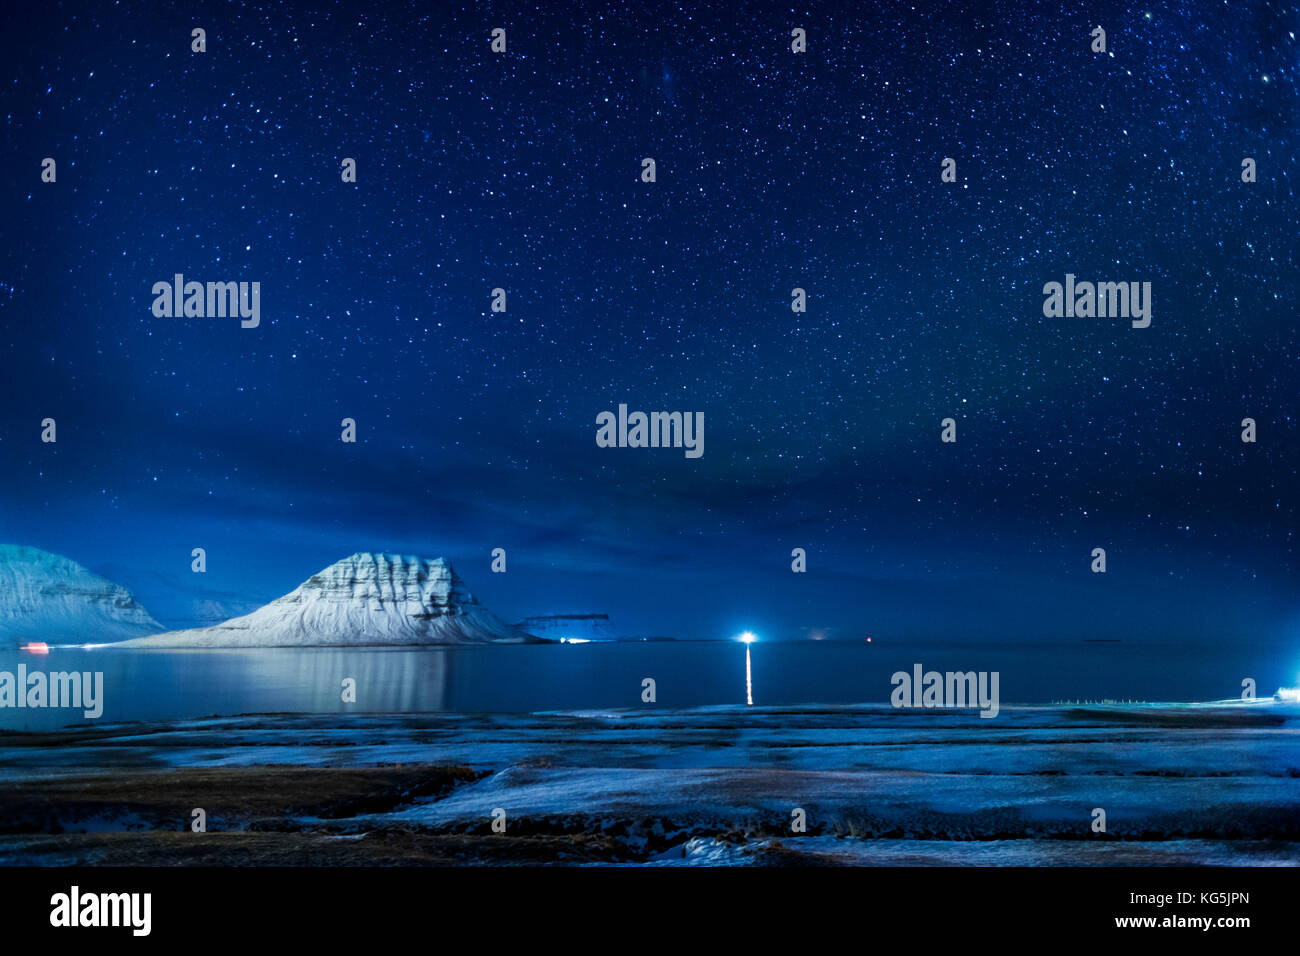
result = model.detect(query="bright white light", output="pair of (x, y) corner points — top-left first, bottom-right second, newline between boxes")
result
(738, 631), (757, 644)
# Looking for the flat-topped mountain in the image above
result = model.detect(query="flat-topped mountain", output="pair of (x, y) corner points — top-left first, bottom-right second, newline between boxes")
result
(514, 613), (620, 642)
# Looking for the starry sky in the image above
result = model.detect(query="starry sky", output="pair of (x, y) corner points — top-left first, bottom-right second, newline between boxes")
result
(0, 0), (1296, 643)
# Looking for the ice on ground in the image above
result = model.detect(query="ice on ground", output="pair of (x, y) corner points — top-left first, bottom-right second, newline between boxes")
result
(2, 701), (1297, 864)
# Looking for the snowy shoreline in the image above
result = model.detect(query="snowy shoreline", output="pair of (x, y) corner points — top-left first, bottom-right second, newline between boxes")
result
(2, 702), (1298, 865)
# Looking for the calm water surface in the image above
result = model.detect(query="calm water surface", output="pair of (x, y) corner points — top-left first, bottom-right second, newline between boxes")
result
(1, 640), (1296, 729)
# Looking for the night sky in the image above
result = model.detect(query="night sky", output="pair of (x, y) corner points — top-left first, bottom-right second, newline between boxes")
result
(0, 1), (1296, 644)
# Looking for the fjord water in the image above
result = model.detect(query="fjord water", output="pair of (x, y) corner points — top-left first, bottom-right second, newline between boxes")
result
(2, 640), (1295, 730)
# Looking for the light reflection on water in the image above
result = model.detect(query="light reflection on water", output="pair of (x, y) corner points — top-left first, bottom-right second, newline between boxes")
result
(0, 640), (1293, 729)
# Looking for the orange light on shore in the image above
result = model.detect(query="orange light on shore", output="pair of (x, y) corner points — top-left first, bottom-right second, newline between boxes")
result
(19, 642), (49, 654)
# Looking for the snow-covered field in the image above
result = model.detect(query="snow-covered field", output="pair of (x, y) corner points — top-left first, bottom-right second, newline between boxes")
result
(1, 701), (1297, 865)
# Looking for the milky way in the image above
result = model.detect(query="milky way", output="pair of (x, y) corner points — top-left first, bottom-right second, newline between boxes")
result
(0, 1), (1295, 643)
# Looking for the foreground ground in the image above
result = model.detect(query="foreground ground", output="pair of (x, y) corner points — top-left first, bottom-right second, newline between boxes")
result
(0, 702), (1297, 865)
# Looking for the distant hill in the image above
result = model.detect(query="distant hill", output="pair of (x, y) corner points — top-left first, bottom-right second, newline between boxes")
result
(0, 544), (163, 644)
(514, 613), (621, 642)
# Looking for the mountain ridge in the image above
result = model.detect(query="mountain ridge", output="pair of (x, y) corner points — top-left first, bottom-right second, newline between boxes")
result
(118, 551), (544, 647)
(0, 544), (163, 643)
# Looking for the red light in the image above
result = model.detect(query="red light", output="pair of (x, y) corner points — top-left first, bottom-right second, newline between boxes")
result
(20, 642), (49, 654)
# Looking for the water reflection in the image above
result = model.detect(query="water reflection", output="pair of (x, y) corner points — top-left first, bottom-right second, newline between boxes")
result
(0, 646), (453, 729)
(0, 640), (1290, 730)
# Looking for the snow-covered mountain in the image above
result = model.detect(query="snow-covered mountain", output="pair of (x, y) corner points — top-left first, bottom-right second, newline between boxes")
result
(0, 544), (163, 643)
(119, 552), (545, 647)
